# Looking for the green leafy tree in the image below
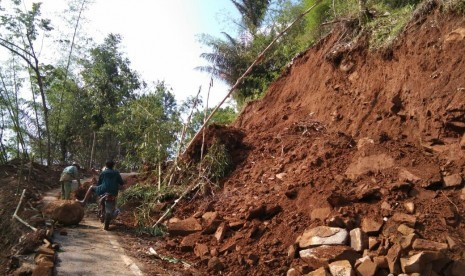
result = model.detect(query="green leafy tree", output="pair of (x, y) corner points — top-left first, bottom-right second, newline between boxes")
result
(80, 33), (143, 167)
(198, 0), (311, 107)
(45, 65), (93, 163)
(0, 57), (28, 160)
(115, 81), (181, 169)
(186, 106), (237, 142)
(0, 0), (54, 165)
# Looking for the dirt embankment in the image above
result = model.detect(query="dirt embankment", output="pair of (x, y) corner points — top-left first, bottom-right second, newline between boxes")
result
(0, 161), (61, 271)
(125, 7), (465, 276)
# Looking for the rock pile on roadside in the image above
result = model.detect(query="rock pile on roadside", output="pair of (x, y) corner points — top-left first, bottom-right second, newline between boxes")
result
(10, 224), (59, 276)
(157, 131), (465, 276)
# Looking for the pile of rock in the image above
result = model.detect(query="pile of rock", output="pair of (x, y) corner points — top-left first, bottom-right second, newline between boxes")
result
(164, 204), (283, 273)
(286, 222), (464, 275)
(11, 224), (58, 276)
(280, 152), (465, 275)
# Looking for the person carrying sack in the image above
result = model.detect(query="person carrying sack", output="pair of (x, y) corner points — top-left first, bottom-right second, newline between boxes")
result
(60, 163), (81, 199)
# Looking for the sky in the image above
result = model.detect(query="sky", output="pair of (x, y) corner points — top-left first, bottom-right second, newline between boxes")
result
(17, 0), (240, 107)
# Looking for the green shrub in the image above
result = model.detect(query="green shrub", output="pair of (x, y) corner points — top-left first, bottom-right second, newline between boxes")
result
(117, 182), (182, 233)
(443, 0), (465, 13)
(366, 3), (416, 49)
(202, 140), (232, 183)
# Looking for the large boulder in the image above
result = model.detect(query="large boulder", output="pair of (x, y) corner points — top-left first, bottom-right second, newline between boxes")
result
(167, 217), (202, 236)
(298, 226), (348, 248)
(42, 200), (84, 226)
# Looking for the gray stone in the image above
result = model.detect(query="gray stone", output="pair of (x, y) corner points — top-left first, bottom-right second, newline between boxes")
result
(287, 268), (300, 276)
(398, 168), (421, 184)
(446, 235), (458, 250)
(298, 226), (348, 248)
(391, 213), (416, 228)
(329, 260), (354, 276)
(299, 245), (359, 265)
(412, 239), (448, 252)
(307, 267), (330, 276)
(167, 217), (202, 236)
(403, 202), (415, 214)
(399, 234), (417, 250)
(361, 218), (383, 235)
(443, 174), (463, 188)
(397, 224), (415, 236)
(350, 228), (368, 252)
(386, 244), (401, 274)
(368, 237), (380, 250)
(356, 258), (378, 276)
(400, 252), (424, 274)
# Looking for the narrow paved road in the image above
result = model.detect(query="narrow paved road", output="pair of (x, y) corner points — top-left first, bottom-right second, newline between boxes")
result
(44, 173), (144, 276)
(53, 217), (143, 275)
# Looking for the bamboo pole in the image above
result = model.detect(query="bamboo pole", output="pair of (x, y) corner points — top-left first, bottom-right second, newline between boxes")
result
(182, 0), (322, 155)
(12, 189), (37, 232)
(165, 87), (202, 186)
(200, 78), (213, 162)
(152, 181), (202, 228)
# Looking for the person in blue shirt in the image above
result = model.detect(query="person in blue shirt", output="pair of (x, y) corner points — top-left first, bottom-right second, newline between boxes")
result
(79, 160), (124, 204)
(60, 163), (81, 199)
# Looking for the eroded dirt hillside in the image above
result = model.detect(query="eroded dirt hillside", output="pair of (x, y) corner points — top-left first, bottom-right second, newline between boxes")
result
(129, 7), (465, 276)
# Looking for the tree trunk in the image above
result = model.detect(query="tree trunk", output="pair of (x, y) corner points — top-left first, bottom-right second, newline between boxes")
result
(89, 131), (96, 169)
(28, 76), (44, 164)
(54, 0), (87, 147)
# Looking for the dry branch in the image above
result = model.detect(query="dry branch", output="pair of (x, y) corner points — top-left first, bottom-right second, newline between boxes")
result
(152, 181), (202, 228)
(12, 189), (38, 232)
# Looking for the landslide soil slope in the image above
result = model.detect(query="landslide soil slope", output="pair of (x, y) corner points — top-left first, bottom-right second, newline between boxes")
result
(146, 8), (465, 276)
(119, 8), (465, 276)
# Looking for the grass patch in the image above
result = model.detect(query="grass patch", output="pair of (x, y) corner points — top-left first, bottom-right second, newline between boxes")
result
(117, 182), (182, 233)
(136, 223), (167, 236)
(201, 140), (232, 184)
(118, 182), (179, 206)
(443, 0), (465, 13)
(366, 3), (417, 49)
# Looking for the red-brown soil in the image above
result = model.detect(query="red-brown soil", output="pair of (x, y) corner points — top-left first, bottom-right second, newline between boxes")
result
(120, 7), (465, 276)
(2, 6), (464, 276)
(0, 160), (61, 272)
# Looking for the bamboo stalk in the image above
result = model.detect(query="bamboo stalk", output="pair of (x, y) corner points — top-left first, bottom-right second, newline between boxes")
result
(152, 181), (202, 228)
(165, 87), (202, 186)
(12, 189), (37, 232)
(200, 77), (213, 164)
